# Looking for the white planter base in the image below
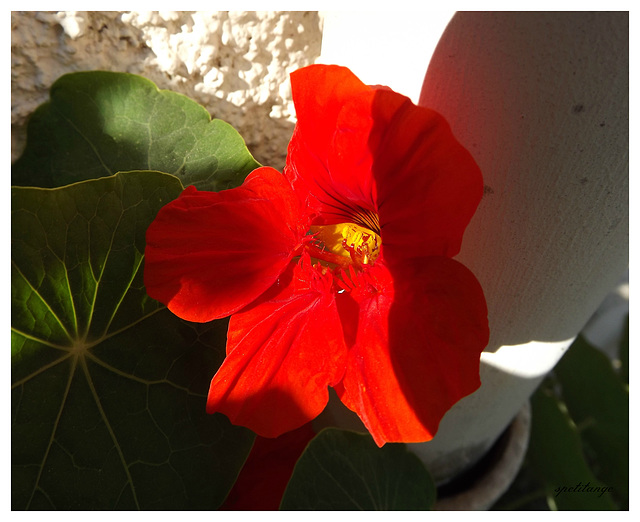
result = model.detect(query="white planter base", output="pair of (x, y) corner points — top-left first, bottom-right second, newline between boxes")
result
(435, 402), (531, 510)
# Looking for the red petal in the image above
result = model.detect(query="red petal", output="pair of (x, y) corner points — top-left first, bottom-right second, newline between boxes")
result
(206, 257), (348, 438)
(286, 64), (483, 260)
(144, 167), (307, 322)
(368, 90), (483, 260)
(336, 258), (489, 446)
(220, 423), (316, 510)
(285, 65), (377, 222)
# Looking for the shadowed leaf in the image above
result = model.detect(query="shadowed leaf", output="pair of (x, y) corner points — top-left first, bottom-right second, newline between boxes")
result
(554, 336), (628, 508)
(527, 385), (617, 510)
(280, 428), (435, 510)
(12, 171), (254, 509)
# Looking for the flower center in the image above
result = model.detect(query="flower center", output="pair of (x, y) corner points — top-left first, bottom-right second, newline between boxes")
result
(306, 222), (381, 268)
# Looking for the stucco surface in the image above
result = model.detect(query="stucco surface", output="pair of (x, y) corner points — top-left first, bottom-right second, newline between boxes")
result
(11, 11), (323, 169)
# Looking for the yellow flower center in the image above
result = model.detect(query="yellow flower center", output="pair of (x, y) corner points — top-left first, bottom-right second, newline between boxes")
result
(308, 222), (381, 267)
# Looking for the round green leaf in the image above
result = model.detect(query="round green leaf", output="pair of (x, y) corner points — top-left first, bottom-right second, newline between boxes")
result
(12, 71), (260, 190)
(12, 171), (254, 509)
(280, 428), (436, 510)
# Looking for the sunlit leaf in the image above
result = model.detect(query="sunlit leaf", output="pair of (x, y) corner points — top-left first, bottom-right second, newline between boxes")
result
(12, 171), (254, 509)
(280, 428), (435, 510)
(12, 71), (260, 190)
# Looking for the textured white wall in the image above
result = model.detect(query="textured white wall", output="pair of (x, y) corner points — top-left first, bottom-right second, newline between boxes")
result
(11, 11), (323, 170)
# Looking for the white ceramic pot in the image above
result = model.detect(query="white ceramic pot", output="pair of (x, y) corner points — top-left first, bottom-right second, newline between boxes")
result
(318, 11), (628, 488)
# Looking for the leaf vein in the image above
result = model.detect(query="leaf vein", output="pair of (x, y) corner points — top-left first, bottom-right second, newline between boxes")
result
(310, 449), (367, 510)
(26, 355), (77, 510)
(11, 351), (74, 389)
(81, 355), (141, 509)
(99, 251), (145, 339)
(11, 259), (74, 343)
(85, 350), (206, 398)
(54, 104), (112, 177)
(82, 190), (126, 340)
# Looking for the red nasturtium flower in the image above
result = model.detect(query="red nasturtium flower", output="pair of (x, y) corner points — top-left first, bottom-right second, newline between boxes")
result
(144, 64), (489, 446)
